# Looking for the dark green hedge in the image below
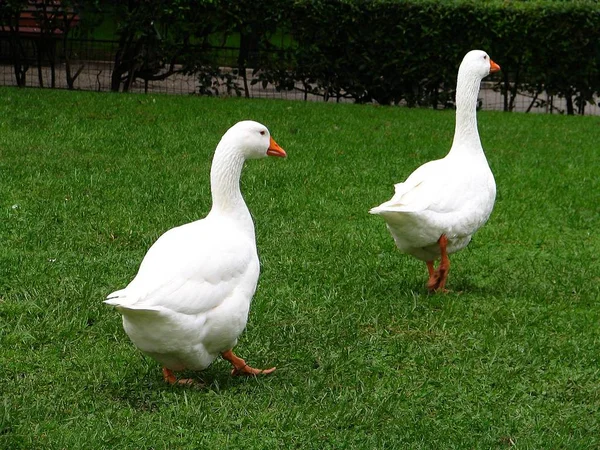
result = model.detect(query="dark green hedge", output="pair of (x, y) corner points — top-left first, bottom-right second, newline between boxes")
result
(257, 0), (600, 113)
(2, 0), (599, 113)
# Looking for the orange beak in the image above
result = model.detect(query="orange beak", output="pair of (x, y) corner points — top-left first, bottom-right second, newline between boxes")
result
(267, 136), (287, 158)
(489, 58), (501, 73)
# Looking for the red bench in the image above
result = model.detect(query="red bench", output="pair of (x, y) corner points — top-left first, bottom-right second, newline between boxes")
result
(0, 0), (79, 36)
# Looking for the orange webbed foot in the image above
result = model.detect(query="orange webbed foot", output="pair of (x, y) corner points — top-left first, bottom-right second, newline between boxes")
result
(221, 349), (276, 377)
(230, 365), (277, 377)
(162, 367), (197, 386)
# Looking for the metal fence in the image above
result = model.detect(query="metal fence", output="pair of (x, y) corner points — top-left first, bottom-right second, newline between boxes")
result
(0, 36), (598, 115)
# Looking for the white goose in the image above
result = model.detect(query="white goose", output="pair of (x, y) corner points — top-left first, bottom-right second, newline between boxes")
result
(105, 120), (286, 385)
(370, 50), (500, 292)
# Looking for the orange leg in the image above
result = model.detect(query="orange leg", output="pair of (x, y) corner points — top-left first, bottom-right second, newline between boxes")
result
(221, 349), (276, 377)
(427, 235), (451, 293)
(162, 367), (195, 386)
(426, 260), (435, 286)
(436, 235), (451, 291)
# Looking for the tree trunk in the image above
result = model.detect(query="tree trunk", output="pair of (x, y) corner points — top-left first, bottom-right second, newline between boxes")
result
(565, 95), (574, 115)
(238, 32), (253, 98)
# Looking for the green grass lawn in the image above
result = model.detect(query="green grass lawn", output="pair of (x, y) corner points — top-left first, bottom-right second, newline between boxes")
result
(0, 87), (598, 448)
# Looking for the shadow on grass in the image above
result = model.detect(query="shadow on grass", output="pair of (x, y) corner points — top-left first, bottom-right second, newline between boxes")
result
(104, 361), (278, 411)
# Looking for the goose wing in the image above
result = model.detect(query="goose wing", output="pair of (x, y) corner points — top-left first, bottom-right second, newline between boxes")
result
(105, 219), (258, 316)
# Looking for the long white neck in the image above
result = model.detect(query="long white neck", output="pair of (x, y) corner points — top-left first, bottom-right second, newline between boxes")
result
(450, 68), (484, 156)
(209, 142), (253, 231)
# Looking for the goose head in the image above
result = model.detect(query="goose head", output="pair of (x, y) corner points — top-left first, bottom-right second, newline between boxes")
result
(220, 120), (286, 160)
(459, 50), (501, 80)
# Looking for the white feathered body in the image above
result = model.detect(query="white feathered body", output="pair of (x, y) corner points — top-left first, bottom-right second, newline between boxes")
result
(370, 148), (495, 261)
(106, 212), (259, 371)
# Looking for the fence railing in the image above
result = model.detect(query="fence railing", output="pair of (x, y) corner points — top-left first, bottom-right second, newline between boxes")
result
(0, 35), (598, 116)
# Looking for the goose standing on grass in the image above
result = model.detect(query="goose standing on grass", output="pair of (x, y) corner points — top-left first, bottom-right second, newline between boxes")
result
(105, 120), (286, 385)
(370, 50), (500, 292)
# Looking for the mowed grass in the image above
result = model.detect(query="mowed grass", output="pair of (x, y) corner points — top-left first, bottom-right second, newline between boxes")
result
(0, 87), (598, 448)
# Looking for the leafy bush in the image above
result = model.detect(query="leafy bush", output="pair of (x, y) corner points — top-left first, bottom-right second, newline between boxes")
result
(2, 0), (599, 113)
(263, 0), (600, 113)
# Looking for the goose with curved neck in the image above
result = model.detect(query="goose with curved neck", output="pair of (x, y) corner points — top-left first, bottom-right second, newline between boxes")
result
(209, 133), (255, 233)
(105, 120), (286, 385)
(451, 61), (486, 152)
(370, 50), (500, 292)
(210, 144), (247, 213)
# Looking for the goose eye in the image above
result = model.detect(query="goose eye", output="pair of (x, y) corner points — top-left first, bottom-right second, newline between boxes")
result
(483, 55), (487, 60)
(260, 130), (266, 136)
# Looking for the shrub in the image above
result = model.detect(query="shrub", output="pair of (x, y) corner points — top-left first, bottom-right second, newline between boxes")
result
(261, 0), (600, 113)
(2, 0), (599, 113)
